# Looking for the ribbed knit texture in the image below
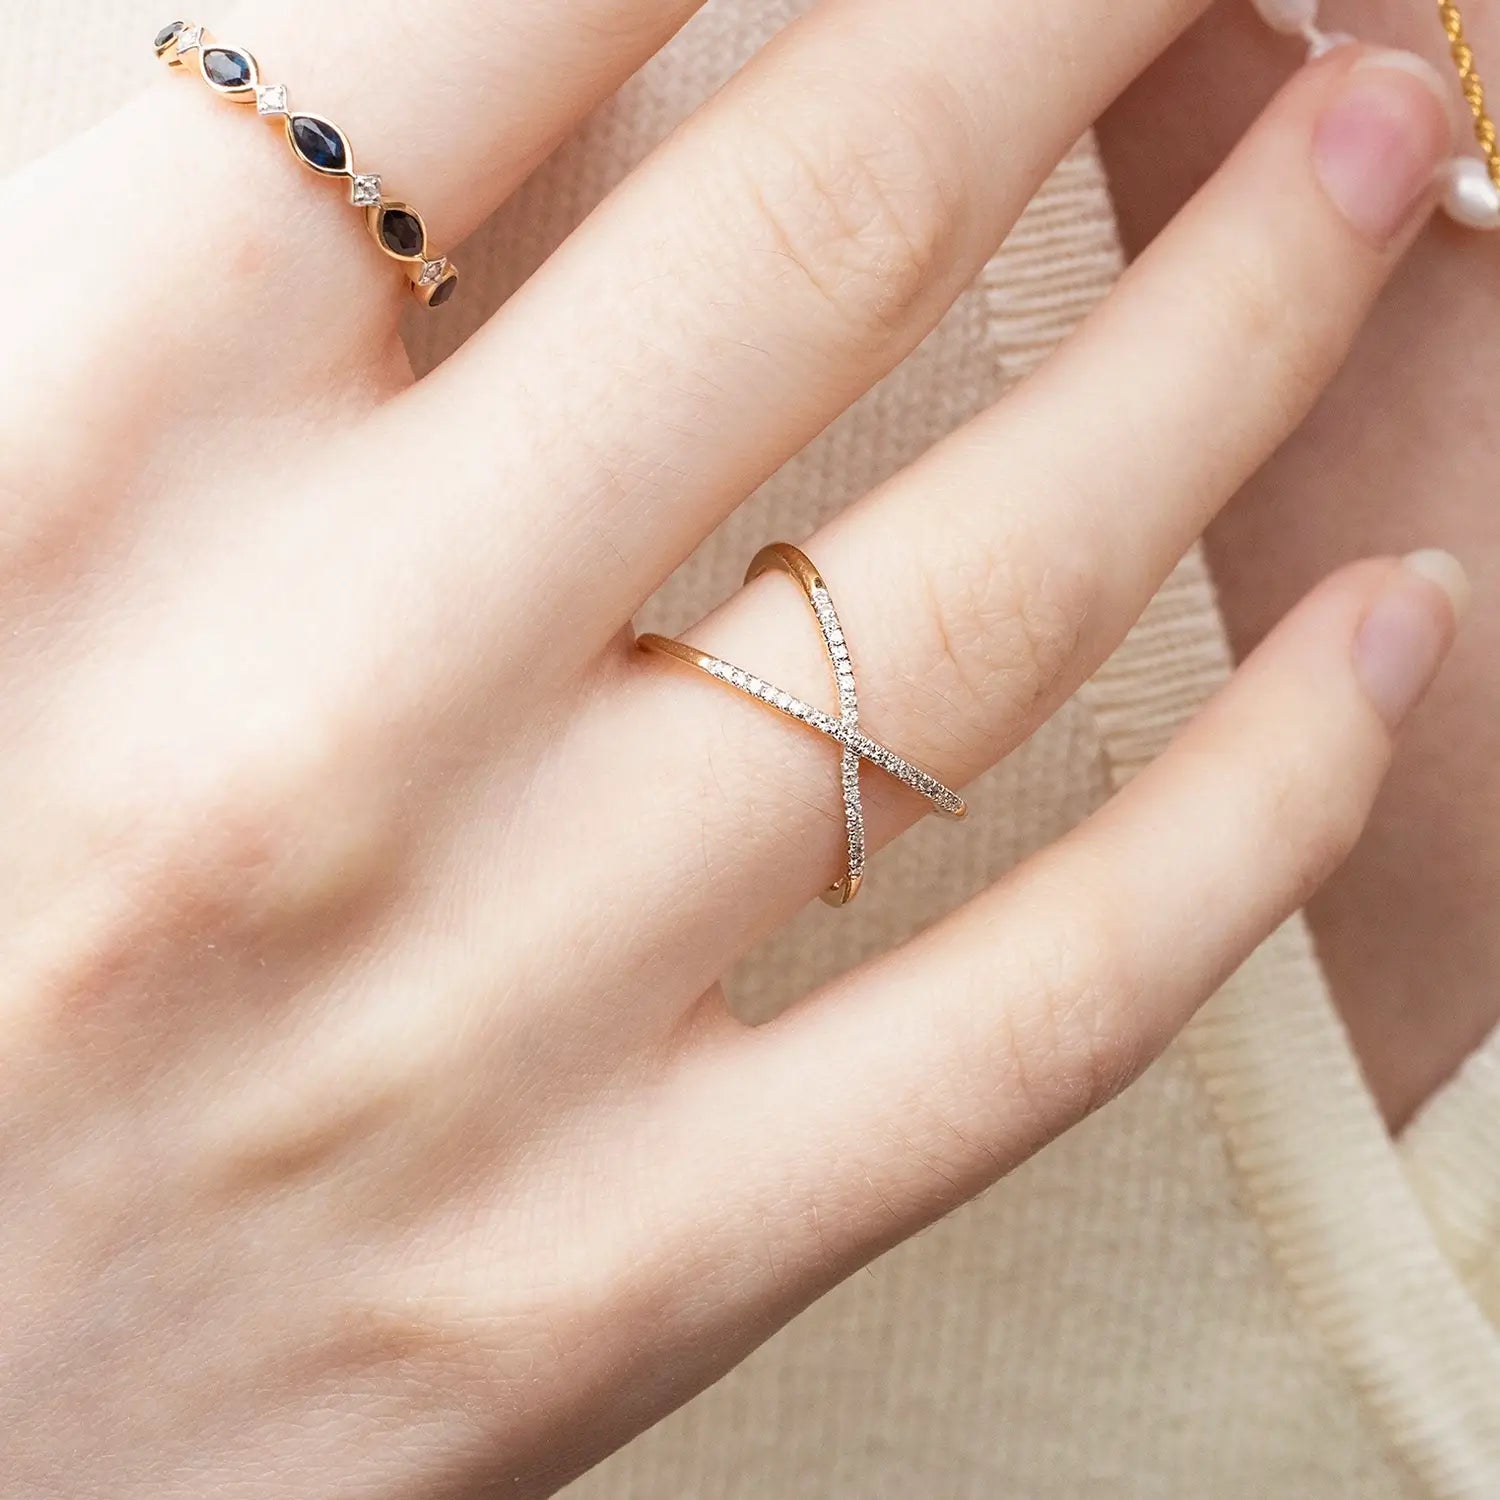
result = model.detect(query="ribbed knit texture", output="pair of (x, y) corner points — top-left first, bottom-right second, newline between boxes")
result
(6, 4), (1497, 1496)
(1404, 1029), (1500, 1325)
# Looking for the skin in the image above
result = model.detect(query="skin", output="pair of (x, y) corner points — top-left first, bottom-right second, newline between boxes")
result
(1100, 0), (1500, 1128)
(0, 1), (1472, 1494)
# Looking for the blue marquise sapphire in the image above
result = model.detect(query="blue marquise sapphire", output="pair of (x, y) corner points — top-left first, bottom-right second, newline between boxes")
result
(289, 115), (349, 174)
(154, 21), (185, 50)
(202, 46), (254, 90)
(378, 208), (425, 258)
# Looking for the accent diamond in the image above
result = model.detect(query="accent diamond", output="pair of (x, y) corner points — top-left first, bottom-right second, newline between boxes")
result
(417, 257), (448, 286)
(350, 173), (382, 207)
(177, 24), (203, 51)
(255, 83), (288, 116)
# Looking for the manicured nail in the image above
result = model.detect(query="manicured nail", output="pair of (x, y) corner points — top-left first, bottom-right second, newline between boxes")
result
(1353, 550), (1469, 728)
(1313, 51), (1453, 246)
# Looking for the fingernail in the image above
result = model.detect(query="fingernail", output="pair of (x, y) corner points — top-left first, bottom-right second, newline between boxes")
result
(1313, 50), (1453, 245)
(1353, 550), (1469, 728)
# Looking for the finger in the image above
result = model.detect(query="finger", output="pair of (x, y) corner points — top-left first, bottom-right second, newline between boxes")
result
(600, 45), (1454, 979)
(214, 0), (710, 248)
(1, 0), (711, 573)
(391, 0), (1212, 650)
(681, 554), (1466, 1297)
(13, 0), (708, 395)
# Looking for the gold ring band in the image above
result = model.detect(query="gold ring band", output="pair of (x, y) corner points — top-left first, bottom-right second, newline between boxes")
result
(639, 544), (966, 908)
(154, 21), (459, 308)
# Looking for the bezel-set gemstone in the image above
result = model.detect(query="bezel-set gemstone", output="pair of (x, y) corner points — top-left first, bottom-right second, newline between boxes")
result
(378, 207), (426, 259)
(288, 114), (350, 175)
(202, 46), (256, 91)
(155, 25), (460, 309)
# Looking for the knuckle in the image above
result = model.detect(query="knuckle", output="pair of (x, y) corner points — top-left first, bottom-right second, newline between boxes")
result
(1212, 237), (1336, 425)
(987, 901), (1144, 1133)
(737, 80), (970, 343)
(57, 689), (399, 968)
(200, 1019), (438, 1195)
(910, 522), (1093, 744)
(170, 718), (398, 934)
(864, 896), (1146, 1220)
(27, 730), (398, 1032)
(1255, 747), (1370, 907)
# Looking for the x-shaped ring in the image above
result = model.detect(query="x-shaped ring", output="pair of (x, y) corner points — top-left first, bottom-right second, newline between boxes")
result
(638, 543), (966, 906)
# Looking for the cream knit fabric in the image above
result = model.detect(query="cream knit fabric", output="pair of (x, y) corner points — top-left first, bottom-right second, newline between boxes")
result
(6, 4), (1497, 1496)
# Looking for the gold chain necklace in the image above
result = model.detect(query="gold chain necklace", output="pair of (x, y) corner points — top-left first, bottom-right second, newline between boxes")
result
(1253, 0), (1500, 222)
(1438, 0), (1500, 187)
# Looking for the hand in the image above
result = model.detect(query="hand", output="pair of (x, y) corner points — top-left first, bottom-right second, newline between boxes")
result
(0, 4), (1461, 1494)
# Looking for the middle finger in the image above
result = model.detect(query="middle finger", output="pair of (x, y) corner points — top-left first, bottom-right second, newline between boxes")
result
(383, 0), (1208, 661)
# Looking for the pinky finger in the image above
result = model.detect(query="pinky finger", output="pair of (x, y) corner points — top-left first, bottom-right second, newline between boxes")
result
(700, 551), (1467, 1283)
